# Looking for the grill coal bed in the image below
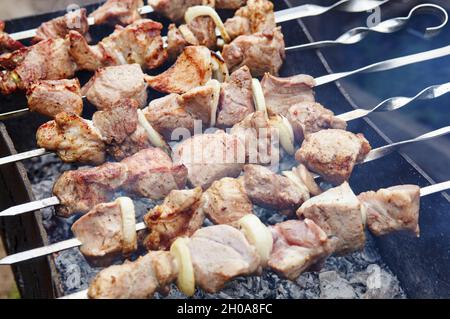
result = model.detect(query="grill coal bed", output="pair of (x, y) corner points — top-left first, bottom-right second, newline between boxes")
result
(0, 0), (448, 299)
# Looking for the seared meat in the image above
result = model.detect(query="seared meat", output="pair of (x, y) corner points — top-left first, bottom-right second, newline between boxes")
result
(224, 0), (275, 40)
(269, 219), (336, 280)
(230, 111), (279, 165)
(180, 80), (219, 126)
(27, 79), (83, 118)
(53, 148), (187, 216)
(1, 38), (77, 94)
(287, 102), (347, 142)
(242, 165), (309, 212)
(173, 130), (245, 189)
(146, 46), (212, 94)
(167, 24), (189, 61)
(0, 47), (29, 70)
(121, 148), (188, 200)
(82, 64), (148, 110)
(197, 177), (253, 226)
(216, 0), (247, 9)
(88, 251), (178, 299)
(90, 0), (144, 26)
(295, 129), (372, 185)
(107, 124), (153, 160)
(0, 21), (25, 54)
(359, 185), (420, 236)
(34, 9), (89, 43)
(222, 27), (285, 77)
(261, 73), (316, 117)
(36, 112), (106, 165)
(297, 182), (366, 255)
(217, 66), (254, 128)
(148, 0), (207, 22)
(53, 162), (128, 217)
(69, 19), (167, 71)
(72, 199), (136, 262)
(144, 188), (204, 250)
(188, 225), (260, 293)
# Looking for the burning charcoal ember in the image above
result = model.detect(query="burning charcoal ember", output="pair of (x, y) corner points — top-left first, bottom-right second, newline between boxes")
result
(319, 271), (357, 299)
(90, 0), (144, 26)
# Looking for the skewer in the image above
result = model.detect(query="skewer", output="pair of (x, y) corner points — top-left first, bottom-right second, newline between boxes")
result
(1, 80), (448, 167)
(0, 126), (448, 219)
(8, 0), (390, 41)
(2, 178), (448, 267)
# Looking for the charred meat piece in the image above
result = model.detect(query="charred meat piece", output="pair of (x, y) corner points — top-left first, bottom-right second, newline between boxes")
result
(90, 0), (144, 26)
(121, 148), (188, 200)
(287, 102), (347, 143)
(359, 185), (420, 237)
(36, 112), (106, 165)
(27, 79), (83, 118)
(269, 219), (336, 280)
(261, 73), (316, 117)
(297, 182), (366, 255)
(146, 46), (212, 94)
(69, 19), (167, 71)
(0, 21), (25, 54)
(82, 64), (148, 110)
(0, 47), (29, 70)
(144, 188), (204, 251)
(174, 130), (245, 189)
(1, 38), (77, 94)
(72, 198), (137, 263)
(53, 162), (128, 217)
(224, 0), (275, 40)
(217, 66), (254, 128)
(216, 0), (247, 9)
(222, 27), (285, 77)
(243, 165), (310, 212)
(34, 9), (89, 43)
(88, 251), (178, 299)
(197, 177), (253, 226)
(230, 111), (279, 165)
(148, 0), (209, 22)
(295, 129), (372, 185)
(188, 225), (260, 293)
(107, 124), (153, 161)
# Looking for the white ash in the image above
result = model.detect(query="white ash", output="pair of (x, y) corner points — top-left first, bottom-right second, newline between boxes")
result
(24, 154), (406, 299)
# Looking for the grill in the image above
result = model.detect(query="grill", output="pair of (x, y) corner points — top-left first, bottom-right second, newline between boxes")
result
(0, 0), (449, 299)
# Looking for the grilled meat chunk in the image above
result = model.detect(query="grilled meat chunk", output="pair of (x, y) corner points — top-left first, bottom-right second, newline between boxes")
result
(69, 19), (167, 71)
(197, 177), (253, 226)
(243, 165), (310, 212)
(222, 27), (285, 77)
(217, 66), (254, 128)
(82, 64), (148, 110)
(34, 9), (89, 43)
(37, 112), (106, 165)
(174, 131), (245, 189)
(146, 46), (212, 94)
(107, 125), (153, 160)
(297, 182), (366, 255)
(359, 185), (420, 237)
(0, 21), (25, 54)
(188, 225), (260, 293)
(72, 199), (137, 262)
(88, 251), (178, 299)
(224, 0), (275, 40)
(216, 0), (247, 9)
(53, 162), (128, 217)
(287, 102), (347, 142)
(27, 79), (83, 118)
(0, 47), (29, 70)
(1, 38), (77, 94)
(295, 129), (372, 185)
(121, 148), (188, 200)
(269, 219), (336, 280)
(148, 0), (209, 22)
(144, 188), (204, 250)
(167, 24), (189, 61)
(261, 73), (316, 116)
(90, 0), (144, 26)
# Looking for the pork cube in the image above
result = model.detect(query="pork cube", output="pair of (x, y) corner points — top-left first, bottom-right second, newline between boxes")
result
(90, 0), (144, 26)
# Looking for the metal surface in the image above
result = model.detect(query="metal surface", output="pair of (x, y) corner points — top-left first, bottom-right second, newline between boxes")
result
(0, 196), (60, 217)
(0, 148), (48, 166)
(287, 4), (448, 51)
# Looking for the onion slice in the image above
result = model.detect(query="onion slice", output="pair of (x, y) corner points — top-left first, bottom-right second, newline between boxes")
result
(117, 197), (137, 255)
(210, 51), (229, 83)
(185, 6), (231, 43)
(269, 115), (295, 155)
(360, 203), (368, 229)
(251, 78), (268, 120)
(170, 237), (196, 297)
(281, 170), (310, 201)
(237, 214), (273, 266)
(137, 109), (171, 155)
(206, 79), (221, 127)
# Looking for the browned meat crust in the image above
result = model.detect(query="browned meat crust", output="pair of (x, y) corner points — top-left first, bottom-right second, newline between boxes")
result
(90, 0), (144, 26)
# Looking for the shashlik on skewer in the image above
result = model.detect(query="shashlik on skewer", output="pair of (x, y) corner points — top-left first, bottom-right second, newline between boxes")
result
(0, 21), (25, 54)
(52, 180), (447, 299)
